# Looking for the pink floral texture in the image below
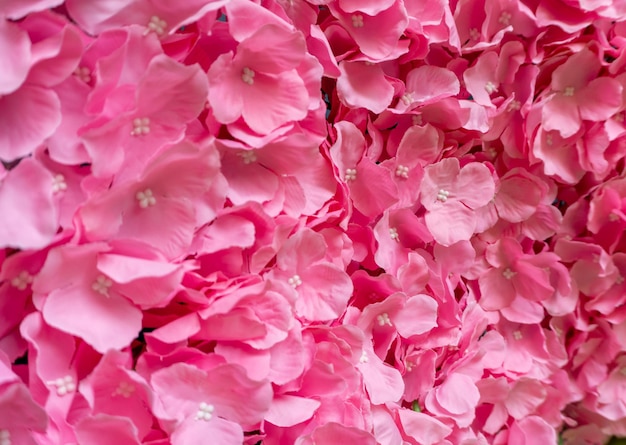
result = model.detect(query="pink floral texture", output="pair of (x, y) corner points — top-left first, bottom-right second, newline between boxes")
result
(3, 1), (626, 444)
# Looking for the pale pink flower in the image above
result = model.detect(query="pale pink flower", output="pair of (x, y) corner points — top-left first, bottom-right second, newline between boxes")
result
(150, 362), (272, 445)
(266, 228), (353, 322)
(420, 158), (495, 245)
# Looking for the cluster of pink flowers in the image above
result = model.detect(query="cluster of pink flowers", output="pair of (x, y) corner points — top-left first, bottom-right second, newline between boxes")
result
(3, 0), (626, 443)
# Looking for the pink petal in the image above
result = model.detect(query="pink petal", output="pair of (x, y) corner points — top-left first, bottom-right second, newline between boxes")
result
(425, 201), (476, 246)
(550, 47), (600, 91)
(43, 285), (142, 353)
(242, 70), (309, 134)
(136, 54), (209, 125)
(434, 373), (480, 416)
(1, 0), (64, 20)
(508, 416), (556, 445)
(495, 170), (544, 222)
(394, 294), (438, 337)
(74, 414), (141, 445)
(0, 85), (61, 161)
(542, 94), (581, 138)
(171, 417), (243, 445)
(349, 157), (398, 218)
(0, 21), (31, 95)
(309, 423), (377, 445)
(338, 0), (395, 14)
(265, 395), (321, 427)
(337, 61), (394, 114)
(577, 77), (623, 122)
(0, 158), (57, 250)
(478, 268), (516, 310)
(397, 409), (452, 445)
(297, 263), (353, 321)
(358, 345), (404, 405)
(236, 25), (305, 74)
(207, 53), (244, 125)
(406, 65), (460, 106)
(330, 2), (409, 59)
(454, 162), (495, 209)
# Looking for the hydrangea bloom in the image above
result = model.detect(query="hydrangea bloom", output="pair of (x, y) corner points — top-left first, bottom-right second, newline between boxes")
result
(3, 1), (626, 444)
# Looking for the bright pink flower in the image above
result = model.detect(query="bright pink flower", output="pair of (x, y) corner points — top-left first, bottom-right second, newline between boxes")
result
(266, 228), (353, 322)
(420, 158), (495, 245)
(542, 47), (623, 138)
(207, 24), (309, 135)
(336, 60), (395, 113)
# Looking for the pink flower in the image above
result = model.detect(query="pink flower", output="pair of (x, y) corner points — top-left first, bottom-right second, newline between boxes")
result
(266, 228), (353, 322)
(542, 47), (623, 138)
(79, 140), (221, 260)
(327, 0), (409, 60)
(150, 362), (272, 445)
(207, 24), (309, 135)
(32, 243), (143, 353)
(420, 158), (495, 245)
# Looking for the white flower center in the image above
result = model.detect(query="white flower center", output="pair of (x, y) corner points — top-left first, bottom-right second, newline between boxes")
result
(113, 381), (136, 398)
(499, 11), (512, 25)
(389, 227), (399, 241)
(136, 188), (156, 208)
(195, 402), (215, 421)
(412, 114), (423, 126)
(436, 189), (450, 202)
(74, 66), (91, 83)
(405, 360), (414, 372)
(400, 92), (413, 105)
(351, 14), (364, 28)
(359, 350), (369, 363)
(0, 429), (10, 445)
(145, 16), (167, 36)
(288, 274), (302, 288)
(485, 81), (498, 94)
(620, 367), (626, 376)
(131, 117), (150, 136)
(49, 375), (76, 396)
(395, 165), (409, 178)
(546, 133), (554, 146)
(564, 87), (575, 97)
(609, 212), (620, 222)
(512, 330), (523, 340)
(92, 275), (113, 297)
(502, 267), (516, 280)
(616, 274), (625, 285)
(377, 313), (392, 326)
(241, 67), (255, 85)
(345, 168), (357, 182)
(238, 150), (257, 164)
(469, 28), (480, 41)
(11, 271), (33, 291)
(52, 174), (67, 193)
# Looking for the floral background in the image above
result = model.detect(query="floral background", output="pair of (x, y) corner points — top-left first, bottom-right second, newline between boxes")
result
(2, 0), (626, 444)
